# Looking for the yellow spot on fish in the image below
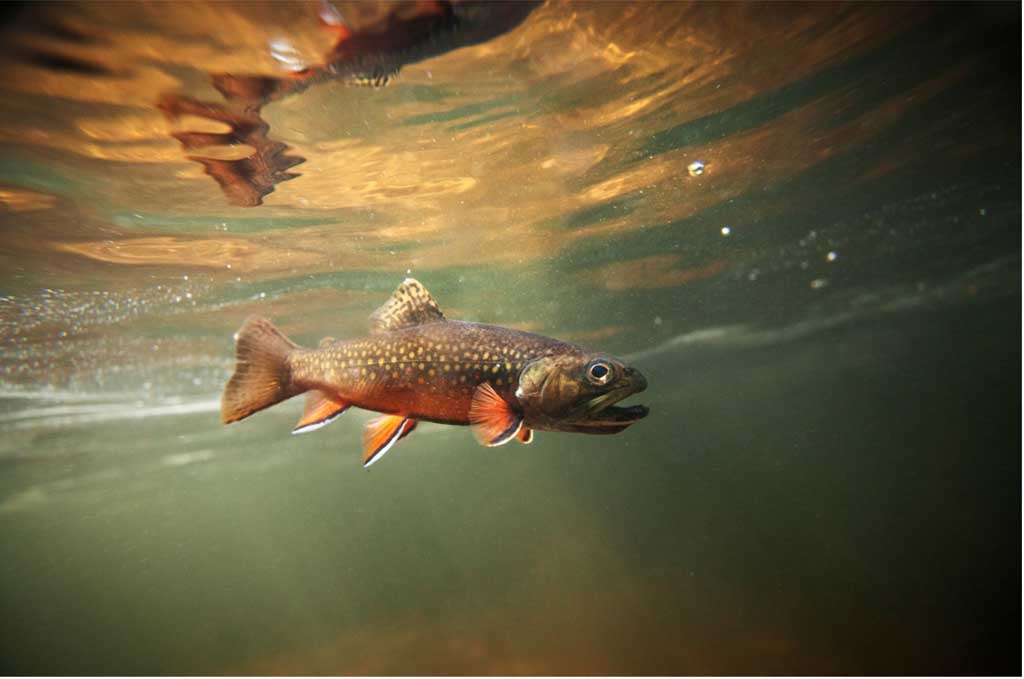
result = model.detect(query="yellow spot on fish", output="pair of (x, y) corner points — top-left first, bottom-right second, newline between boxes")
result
(496, 378), (504, 386)
(392, 371), (399, 379)
(504, 362), (511, 371)
(418, 362), (425, 370)
(428, 369), (436, 377)
(491, 365), (500, 373)
(369, 372), (376, 381)
(459, 375), (466, 383)
(483, 352), (490, 360)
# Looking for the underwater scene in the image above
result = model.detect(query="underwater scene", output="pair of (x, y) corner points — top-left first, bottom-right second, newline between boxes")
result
(0, 1), (1020, 675)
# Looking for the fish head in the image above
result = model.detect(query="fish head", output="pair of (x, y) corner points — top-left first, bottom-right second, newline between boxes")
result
(514, 353), (649, 434)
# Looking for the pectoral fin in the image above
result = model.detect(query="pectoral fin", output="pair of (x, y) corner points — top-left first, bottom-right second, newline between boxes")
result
(292, 390), (350, 434)
(517, 428), (534, 444)
(362, 414), (416, 468)
(469, 382), (523, 447)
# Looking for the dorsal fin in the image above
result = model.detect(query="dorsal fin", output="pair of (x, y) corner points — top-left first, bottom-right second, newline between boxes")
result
(369, 278), (445, 334)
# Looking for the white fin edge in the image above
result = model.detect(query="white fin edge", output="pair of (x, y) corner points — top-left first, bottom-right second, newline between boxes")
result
(291, 409), (347, 435)
(364, 417), (409, 468)
(482, 416), (523, 447)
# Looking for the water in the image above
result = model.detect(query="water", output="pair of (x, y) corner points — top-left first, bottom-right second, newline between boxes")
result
(0, 2), (1019, 674)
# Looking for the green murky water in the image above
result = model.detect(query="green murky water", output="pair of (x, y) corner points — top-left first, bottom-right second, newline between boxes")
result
(0, 2), (1019, 674)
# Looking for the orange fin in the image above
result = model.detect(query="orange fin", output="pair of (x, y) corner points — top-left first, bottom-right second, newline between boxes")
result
(221, 316), (302, 424)
(363, 415), (416, 468)
(469, 382), (523, 447)
(399, 419), (418, 440)
(292, 390), (350, 434)
(517, 427), (534, 445)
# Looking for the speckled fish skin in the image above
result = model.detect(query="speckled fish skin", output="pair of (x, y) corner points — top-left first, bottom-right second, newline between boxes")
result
(220, 278), (648, 465)
(288, 320), (578, 426)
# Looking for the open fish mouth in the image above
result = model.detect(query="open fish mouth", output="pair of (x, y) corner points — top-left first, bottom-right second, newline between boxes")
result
(589, 402), (650, 423)
(579, 385), (649, 427)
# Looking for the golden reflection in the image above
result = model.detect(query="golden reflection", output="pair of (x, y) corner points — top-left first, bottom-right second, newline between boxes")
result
(54, 236), (323, 271)
(581, 255), (729, 291)
(540, 143), (609, 176)
(0, 187), (57, 212)
(0, 2), (953, 278)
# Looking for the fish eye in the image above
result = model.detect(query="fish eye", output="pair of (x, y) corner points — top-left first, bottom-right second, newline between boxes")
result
(586, 361), (613, 385)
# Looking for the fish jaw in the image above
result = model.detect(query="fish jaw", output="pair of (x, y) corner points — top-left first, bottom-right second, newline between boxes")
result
(526, 368), (650, 434)
(572, 380), (650, 431)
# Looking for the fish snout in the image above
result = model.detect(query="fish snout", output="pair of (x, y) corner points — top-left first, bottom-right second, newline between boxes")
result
(626, 366), (648, 393)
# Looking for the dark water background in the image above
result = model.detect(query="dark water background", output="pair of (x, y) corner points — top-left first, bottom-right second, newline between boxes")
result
(0, 2), (1020, 675)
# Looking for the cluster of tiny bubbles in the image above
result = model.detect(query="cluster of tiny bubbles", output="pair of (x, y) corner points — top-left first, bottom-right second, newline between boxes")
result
(728, 224), (846, 291)
(0, 331), (228, 397)
(0, 281), (210, 342)
(0, 279), (221, 398)
(729, 185), (1008, 304)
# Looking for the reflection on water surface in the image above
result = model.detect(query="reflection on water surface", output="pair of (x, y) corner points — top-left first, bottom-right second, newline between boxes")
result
(0, 1), (1019, 675)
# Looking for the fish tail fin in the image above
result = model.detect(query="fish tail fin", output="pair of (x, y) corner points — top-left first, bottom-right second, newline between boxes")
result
(221, 316), (303, 424)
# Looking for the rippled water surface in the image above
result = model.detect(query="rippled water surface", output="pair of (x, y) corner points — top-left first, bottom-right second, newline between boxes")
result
(0, 2), (1020, 674)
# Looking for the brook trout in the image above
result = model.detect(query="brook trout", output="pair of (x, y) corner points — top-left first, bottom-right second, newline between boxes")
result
(221, 279), (649, 467)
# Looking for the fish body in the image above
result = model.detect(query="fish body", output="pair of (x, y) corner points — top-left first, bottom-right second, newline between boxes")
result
(289, 321), (574, 426)
(221, 279), (648, 467)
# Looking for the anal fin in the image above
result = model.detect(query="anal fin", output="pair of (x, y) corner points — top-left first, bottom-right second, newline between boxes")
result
(363, 415), (417, 467)
(517, 427), (534, 445)
(469, 382), (523, 447)
(292, 390), (350, 434)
